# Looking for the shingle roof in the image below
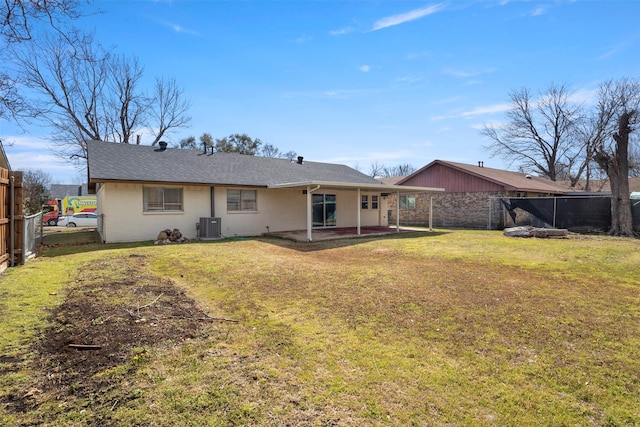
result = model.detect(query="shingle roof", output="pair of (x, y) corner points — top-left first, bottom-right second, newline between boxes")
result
(49, 184), (88, 199)
(87, 140), (382, 187)
(398, 160), (574, 194)
(563, 177), (640, 193)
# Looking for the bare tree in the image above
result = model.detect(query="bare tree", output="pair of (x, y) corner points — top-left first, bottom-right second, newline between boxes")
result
(23, 168), (52, 215)
(261, 143), (297, 160)
(482, 84), (584, 182)
(1, 0), (84, 43)
(381, 163), (415, 178)
(283, 150), (297, 161)
(261, 143), (281, 158)
(0, 66), (25, 119)
(592, 78), (640, 236)
(12, 30), (191, 161)
(105, 55), (148, 145)
(1, 0), (88, 119)
(147, 76), (191, 146)
(368, 160), (385, 178)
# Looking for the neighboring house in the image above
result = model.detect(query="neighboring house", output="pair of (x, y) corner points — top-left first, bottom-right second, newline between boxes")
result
(387, 160), (572, 229)
(86, 141), (443, 243)
(566, 177), (640, 194)
(50, 184), (90, 199)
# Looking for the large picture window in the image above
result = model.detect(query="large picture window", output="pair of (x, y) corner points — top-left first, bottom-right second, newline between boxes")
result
(143, 187), (183, 212)
(399, 194), (416, 209)
(227, 189), (257, 212)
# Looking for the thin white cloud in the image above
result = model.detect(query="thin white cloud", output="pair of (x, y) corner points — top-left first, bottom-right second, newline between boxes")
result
(461, 103), (511, 118)
(530, 5), (547, 16)
(281, 88), (377, 100)
(595, 48), (619, 61)
(429, 102), (511, 121)
(330, 27), (354, 36)
(432, 96), (460, 105)
(360, 65), (371, 73)
(395, 76), (423, 84)
(442, 67), (498, 78)
(409, 140), (435, 148)
(323, 150), (413, 164)
(160, 21), (200, 35)
(569, 87), (598, 105)
(406, 51), (433, 60)
(471, 121), (504, 130)
(2, 135), (49, 150)
(295, 34), (312, 44)
(372, 3), (445, 31)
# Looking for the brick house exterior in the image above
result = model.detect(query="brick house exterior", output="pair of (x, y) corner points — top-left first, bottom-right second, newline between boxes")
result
(384, 160), (572, 229)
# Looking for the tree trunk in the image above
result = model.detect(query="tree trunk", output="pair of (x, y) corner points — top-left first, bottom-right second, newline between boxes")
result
(595, 112), (635, 236)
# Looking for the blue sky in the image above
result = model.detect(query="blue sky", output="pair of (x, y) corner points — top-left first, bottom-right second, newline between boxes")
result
(2, 0), (640, 183)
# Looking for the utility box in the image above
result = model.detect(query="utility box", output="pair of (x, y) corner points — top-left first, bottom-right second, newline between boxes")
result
(198, 217), (222, 239)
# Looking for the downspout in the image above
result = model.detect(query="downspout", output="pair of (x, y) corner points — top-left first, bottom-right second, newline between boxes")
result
(357, 188), (361, 235)
(9, 174), (15, 267)
(210, 186), (215, 217)
(429, 194), (433, 232)
(306, 186), (312, 242)
(396, 191), (400, 232)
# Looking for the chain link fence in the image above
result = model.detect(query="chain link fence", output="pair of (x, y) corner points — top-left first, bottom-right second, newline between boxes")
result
(24, 211), (43, 263)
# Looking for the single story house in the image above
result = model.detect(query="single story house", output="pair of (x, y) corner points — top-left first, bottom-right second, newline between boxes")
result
(86, 141), (444, 243)
(385, 160), (572, 229)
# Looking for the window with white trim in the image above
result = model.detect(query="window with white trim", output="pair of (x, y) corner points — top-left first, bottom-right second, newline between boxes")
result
(361, 195), (369, 209)
(143, 187), (183, 212)
(399, 194), (416, 209)
(227, 189), (257, 212)
(371, 195), (379, 209)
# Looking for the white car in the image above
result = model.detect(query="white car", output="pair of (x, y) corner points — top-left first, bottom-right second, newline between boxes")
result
(57, 213), (98, 227)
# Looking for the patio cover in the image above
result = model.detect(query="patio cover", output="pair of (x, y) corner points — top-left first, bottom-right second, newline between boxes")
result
(269, 181), (445, 241)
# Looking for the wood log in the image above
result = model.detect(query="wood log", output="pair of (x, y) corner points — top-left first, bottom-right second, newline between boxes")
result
(503, 226), (568, 238)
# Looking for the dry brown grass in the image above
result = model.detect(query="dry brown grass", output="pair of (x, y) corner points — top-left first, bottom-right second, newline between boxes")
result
(1, 230), (639, 426)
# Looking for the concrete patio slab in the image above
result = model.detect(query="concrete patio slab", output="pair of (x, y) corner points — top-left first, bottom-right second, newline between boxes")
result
(265, 226), (427, 242)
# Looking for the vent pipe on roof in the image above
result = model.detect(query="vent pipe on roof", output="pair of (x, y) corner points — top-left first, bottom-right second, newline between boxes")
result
(159, 141), (168, 151)
(297, 156), (304, 164)
(478, 161), (484, 167)
(203, 142), (207, 154)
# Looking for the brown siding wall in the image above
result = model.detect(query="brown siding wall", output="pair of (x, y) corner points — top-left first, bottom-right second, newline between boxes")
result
(402, 163), (506, 192)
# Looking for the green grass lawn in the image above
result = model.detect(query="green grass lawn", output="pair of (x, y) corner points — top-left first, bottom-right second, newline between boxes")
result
(1, 229), (639, 426)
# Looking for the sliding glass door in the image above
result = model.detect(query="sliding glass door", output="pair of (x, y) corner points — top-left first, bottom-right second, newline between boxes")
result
(312, 194), (336, 227)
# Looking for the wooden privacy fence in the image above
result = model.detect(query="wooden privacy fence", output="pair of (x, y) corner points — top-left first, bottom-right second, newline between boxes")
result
(0, 168), (24, 272)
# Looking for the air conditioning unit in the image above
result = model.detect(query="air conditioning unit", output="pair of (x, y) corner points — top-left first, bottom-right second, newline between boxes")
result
(198, 217), (222, 239)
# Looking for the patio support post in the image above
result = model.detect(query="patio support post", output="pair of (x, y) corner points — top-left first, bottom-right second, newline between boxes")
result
(357, 187), (361, 235)
(396, 191), (400, 232)
(306, 185), (313, 242)
(429, 194), (433, 232)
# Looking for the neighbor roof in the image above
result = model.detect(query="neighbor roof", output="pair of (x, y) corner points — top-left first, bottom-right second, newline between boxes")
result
(50, 184), (89, 199)
(398, 160), (574, 194)
(86, 141), (409, 190)
(566, 177), (640, 194)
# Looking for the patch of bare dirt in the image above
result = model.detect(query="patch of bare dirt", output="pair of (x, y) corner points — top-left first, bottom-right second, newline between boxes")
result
(4, 254), (223, 416)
